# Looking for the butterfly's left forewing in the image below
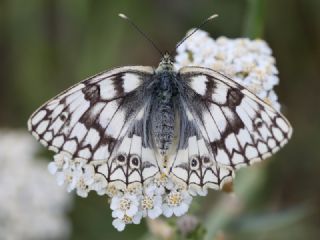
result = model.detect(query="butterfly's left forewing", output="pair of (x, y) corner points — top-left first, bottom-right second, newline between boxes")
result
(176, 66), (292, 171)
(28, 66), (161, 189)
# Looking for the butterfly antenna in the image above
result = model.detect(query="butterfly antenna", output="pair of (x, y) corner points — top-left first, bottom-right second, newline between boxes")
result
(119, 13), (164, 57)
(171, 14), (218, 55)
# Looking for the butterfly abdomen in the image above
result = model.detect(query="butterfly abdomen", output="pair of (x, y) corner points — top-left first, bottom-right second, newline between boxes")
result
(150, 70), (177, 156)
(152, 100), (175, 155)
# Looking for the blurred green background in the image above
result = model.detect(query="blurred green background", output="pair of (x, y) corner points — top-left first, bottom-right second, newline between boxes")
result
(1, 0), (319, 239)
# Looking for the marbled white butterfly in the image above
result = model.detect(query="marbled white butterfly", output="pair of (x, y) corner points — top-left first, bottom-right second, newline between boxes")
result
(27, 13), (292, 224)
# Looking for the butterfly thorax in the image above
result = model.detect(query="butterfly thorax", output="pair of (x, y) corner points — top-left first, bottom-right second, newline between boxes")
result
(151, 54), (177, 157)
(155, 53), (174, 73)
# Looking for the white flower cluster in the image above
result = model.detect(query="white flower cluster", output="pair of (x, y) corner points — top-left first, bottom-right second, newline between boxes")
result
(108, 178), (191, 231)
(109, 180), (192, 231)
(50, 152), (193, 231)
(0, 130), (72, 240)
(175, 29), (281, 111)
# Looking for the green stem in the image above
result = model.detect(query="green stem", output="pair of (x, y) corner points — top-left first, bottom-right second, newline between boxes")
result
(243, 0), (266, 38)
(203, 167), (267, 240)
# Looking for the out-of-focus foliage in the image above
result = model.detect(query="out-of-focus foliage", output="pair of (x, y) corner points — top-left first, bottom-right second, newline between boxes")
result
(0, 0), (319, 239)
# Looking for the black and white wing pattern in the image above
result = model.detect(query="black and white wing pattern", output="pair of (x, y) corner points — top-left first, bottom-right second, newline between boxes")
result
(176, 66), (292, 171)
(28, 66), (160, 189)
(168, 119), (234, 193)
(168, 93), (234, 193)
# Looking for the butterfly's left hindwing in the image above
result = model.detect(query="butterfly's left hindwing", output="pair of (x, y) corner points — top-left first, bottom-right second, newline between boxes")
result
(28, 66), (161, 188)
(169, 135), (234, 193)
(176, 66), (292, 170)
(168, 97), (234, 192)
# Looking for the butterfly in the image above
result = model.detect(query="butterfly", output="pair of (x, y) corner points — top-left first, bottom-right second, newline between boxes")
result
(27, 50), (292, 193)
(27, 13), (292, 197)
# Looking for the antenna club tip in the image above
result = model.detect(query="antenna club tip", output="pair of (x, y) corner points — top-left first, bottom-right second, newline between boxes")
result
(208, 14), (219, 20)
(118, 13), (128, 20)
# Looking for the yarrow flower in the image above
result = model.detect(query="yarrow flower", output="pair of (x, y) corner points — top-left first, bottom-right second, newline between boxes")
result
(112, 212), (143, 231)
(44, 29), (284, 231)
(162, 190), (192, 217)
(110, 193), (143, 231)
(141, 185), (163, 219)
(111, 193), (140, 219)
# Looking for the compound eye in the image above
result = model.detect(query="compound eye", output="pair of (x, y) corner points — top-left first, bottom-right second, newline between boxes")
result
(116, 154), (127, 165)
(202, 156), (212, 167)
(129, 155), (140, 169)
(190, 156), (199, 170)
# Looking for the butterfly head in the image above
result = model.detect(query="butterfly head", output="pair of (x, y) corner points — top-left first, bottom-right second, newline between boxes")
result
(156, 53), (174, 73)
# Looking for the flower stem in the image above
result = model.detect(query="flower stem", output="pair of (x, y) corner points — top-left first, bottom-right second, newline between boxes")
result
(203, 167), (267, 240)
(243, 0), (266, 38)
